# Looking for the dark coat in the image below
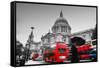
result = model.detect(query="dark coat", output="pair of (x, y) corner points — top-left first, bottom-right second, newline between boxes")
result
(71, 45), (79, 63)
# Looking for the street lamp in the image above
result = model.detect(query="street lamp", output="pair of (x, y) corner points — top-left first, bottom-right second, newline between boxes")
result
(31, 27), (34, 31)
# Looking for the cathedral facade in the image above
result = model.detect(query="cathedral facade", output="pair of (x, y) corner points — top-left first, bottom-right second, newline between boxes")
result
(41, 11), (94, 48)
(25, 11), (95, 59)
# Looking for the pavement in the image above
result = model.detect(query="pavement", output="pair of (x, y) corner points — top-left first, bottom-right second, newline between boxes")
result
(25, 60), (91, 65)
(25, 60), (46, 65)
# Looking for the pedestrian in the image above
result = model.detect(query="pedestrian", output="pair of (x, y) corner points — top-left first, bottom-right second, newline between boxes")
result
(70, 37), (86, 63)
(71, 43), (79, 63)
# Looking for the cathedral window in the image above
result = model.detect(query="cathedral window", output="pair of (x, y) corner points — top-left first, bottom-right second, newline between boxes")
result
(83, 34), (86, 38)
(65, 26), (67, 32)
(63, 26), (66, 32)
(61, 26), (63, 32)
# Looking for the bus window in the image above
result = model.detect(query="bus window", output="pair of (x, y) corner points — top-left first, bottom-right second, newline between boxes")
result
(58, 48), (66, 53)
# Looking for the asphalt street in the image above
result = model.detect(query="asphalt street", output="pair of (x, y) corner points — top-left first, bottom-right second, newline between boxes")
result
(25, 60), (91, 65)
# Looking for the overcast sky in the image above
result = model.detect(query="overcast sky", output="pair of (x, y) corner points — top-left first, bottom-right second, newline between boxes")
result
(16, 3), (96, 45)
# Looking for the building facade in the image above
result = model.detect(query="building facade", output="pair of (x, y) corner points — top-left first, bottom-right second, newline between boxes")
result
(41, 11), (94, 48)
(71, 29), (93, 45)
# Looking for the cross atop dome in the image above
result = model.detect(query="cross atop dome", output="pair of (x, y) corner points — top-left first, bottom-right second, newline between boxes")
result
(60, 10), (63, 17)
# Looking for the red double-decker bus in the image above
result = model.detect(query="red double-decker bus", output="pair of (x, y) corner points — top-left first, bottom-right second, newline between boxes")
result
(43, 42), (70, 63)
(77, 44), (95, 60)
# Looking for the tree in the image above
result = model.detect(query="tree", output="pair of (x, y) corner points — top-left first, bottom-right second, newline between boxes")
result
(16, 41), (23, 56)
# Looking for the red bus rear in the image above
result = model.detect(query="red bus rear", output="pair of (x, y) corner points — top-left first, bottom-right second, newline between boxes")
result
(43, 42), (70, 63)
(77, 44), (93, 60)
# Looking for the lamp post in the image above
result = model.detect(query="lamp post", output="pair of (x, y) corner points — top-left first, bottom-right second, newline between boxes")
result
(31, 27), (34, 31)
(26, 27), (35, 60)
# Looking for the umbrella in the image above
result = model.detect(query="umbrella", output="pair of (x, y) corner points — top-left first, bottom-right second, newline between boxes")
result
(71, 37), (86, 46)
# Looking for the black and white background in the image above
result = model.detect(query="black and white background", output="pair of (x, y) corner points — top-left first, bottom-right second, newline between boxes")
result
(0, 0), (99, 68)
(16, 2), (96, 45)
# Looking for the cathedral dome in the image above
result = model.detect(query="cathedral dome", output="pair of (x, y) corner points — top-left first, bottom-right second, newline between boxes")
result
(52, 11), (71, 35)
(54, 11), (69, 26)
(54, 18), (69, 26)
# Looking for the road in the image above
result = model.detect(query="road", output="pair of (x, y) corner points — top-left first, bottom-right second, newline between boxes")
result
(25, 60), (91, 65)
(25, 60), (46, 65)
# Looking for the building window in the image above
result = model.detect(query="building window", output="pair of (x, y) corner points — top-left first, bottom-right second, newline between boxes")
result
(61, 26), (64, 32)
(65, 26), (67, 32)
(63, 26), (66, 32)
(83, 34), (86, 38)
(92, 41), (96, 45)
(63, 26), (64, 32)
